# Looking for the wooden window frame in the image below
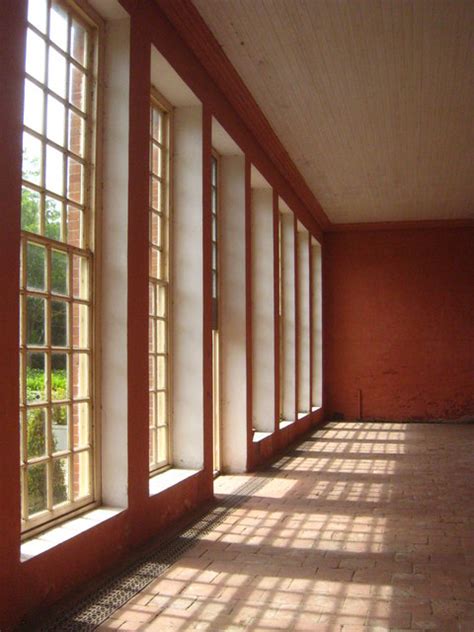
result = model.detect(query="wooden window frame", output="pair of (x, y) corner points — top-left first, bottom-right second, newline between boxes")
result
(20, 0), (102, 539)
(149, 89), (173, 475)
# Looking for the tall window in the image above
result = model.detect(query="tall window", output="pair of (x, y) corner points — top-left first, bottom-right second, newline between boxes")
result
(149, 96), (171, 473)
(20, 0), (98, 534)
(211, 153), (220, 472)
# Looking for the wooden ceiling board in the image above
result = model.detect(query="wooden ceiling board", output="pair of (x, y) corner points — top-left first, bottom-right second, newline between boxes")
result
(192, 0), (474, 223)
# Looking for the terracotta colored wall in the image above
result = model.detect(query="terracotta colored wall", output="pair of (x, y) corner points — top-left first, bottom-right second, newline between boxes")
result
(324, 228), (474, 421)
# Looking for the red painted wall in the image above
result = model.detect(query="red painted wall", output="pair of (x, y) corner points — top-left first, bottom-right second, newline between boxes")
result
(324, 228), (474, 421)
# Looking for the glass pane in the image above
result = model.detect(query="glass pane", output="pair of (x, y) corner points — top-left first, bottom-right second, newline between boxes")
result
(149, 427), (156, 465)
(149, 355), (156, 390)
(149, 392), (155, 427)
(27, 463), (47, 516)
(72, 353), (89, 399)
(157, 391), (166, 425)
(51, 249), (69, 295)
(50, 2), (68, 51)
(52, 352), (68, 400)
(156, 320), (166, 353)
(151, 143), (161, 176)
(22, 132), (42, 186)
(72, 255), (89, 299)
(20, 411), (25, 462)
(73, 450), (91, 500)
(212, 187), (217, 213)
(26, 408), (47, 458)
(48, 47), (67, 98)
(53, 457), (69, 506)
(150, 177), (161, 211)
(26, 296), (46, 346)
(148, 319), (155, 353)
(72, 303), (89, 349)
(150, 212), (161, 247)
(24, 80), (44, 134)
(71, 19), (87, 66)
(157, 355), (166, 390)
(26, 29), (46, 82)
(26, 242), (46, 291)
(52, 406), (69, 452)
(67, 157), (83, 203)
(212, 215), (217, 241)
(26, 352), (46, 403)
(73, 402), (89, 448)
(68, 110), (85, 157)
(28, 0), (48, 33)
(157, 426), (168, 464)
(151, 108), (162, 141)
(51, 300), (68, 347)
(156, 285), (166, 317)
(69, 65), (86, 111)
(66, 206), (83, 248)
(47, 94), (66, 146)
(149, 247), (161, 280)
(21, 187), (41, 234)
(149, 283), (155, 316)
(211, 158), (217, 185)
(45, 144), (64, 196)
(45, 196), (63, 240)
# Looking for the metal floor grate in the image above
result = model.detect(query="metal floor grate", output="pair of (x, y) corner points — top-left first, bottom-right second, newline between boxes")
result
(19, 474), (270, 632)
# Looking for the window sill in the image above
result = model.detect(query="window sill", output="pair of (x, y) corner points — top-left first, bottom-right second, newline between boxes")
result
(21, 506), (125, 563)
(252, 431), (273, 443)
(297, 411), (310, 420)
(149, 468), (200, 497)
(312, 406), (322, 413)
(279, 420), (294, 430)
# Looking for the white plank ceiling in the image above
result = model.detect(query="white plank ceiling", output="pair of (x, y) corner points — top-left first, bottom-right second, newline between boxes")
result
(193, 0), (474, 224)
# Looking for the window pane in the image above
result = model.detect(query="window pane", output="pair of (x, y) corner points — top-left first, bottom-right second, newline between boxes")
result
(47, 95), (66, 146)
(51, 300), (68, 347)
(22, 133), (42, 186)
(73, 450), (91, 500)
(157, 355), (166, 389)
(26, 29), (46, 82)
(27, 408), (47, 458)
(52, 352), (68, 400)
(26, 296), (46, 346)
(46, 144), (65, 196)
(48, 47), (67, 98)
(66, 205), (83, 247)
(69, 65), (86, 111)
(156, 285), (166, 317)
(27, 463), (48, 516)
(50, 2), (68, 51)
(72, 303), (89, 349)
(52, 405), (69, 452)
(26, 242), (46, 291)
(72, 255), (89, 299)
(73, 402), (90, 448)
(21, 187), (41, 234)
(45, 196), (63, 241)
(68, 110), (85, 157)
(24, 80), (44, 134)
(27, 352), (46, 403)
(28, 0), (48, 33)
(72, 353), (89, 399)
(156, 320), (166, 353)
(51, 249), (69, 295)
(71, 19), (87, 66)
(52, 457), (69, 506)
(67, 157), (83, 204)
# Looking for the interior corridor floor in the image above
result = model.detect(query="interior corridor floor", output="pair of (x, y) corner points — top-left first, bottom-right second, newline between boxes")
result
(84, 422), (473, 630)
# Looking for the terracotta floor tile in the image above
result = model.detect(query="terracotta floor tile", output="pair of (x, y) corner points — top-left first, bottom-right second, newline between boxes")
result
(96, 422), (474, 631)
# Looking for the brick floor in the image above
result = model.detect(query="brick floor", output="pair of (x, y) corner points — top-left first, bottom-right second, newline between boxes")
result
(98, 422), (474, 631)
